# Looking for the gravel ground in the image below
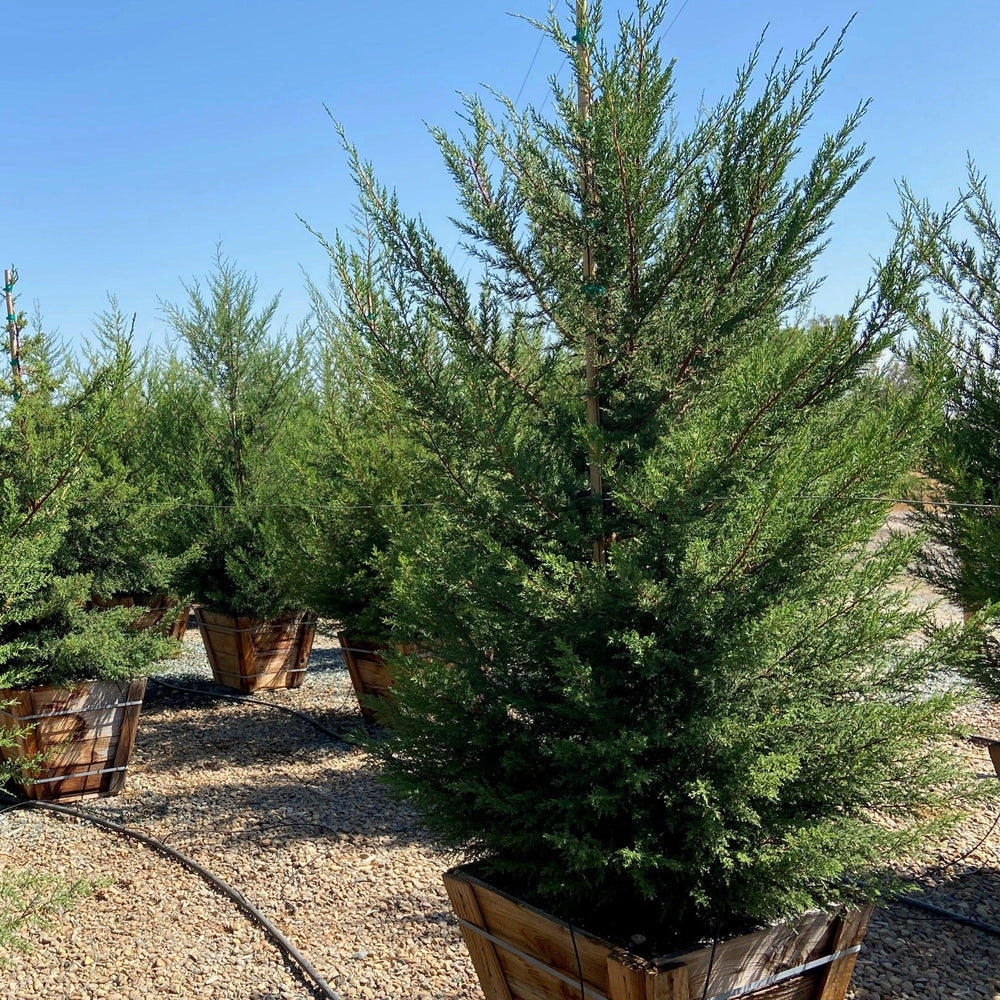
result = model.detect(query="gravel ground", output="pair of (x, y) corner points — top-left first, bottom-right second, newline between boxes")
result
(1, 626), (478, 1000)
(2, 551), (1000, 999)
(846, 707), (1000, 1000)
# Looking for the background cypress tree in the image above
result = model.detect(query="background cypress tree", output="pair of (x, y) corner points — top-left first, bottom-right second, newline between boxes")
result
(315, 1), (984, 946)
(906, 165), (1000, 693)
(154, 253), (313, 619)
(287, 271), (427, 638)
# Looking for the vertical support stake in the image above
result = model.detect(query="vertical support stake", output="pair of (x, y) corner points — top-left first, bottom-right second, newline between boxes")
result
(4, 268), (22, 390)
(576, 0), (607, 567)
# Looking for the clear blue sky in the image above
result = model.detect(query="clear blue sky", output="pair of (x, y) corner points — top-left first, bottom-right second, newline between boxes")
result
(6, 1), (998, 349)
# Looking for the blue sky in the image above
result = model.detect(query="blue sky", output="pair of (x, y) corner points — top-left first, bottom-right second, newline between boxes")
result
(6, 1), (999, 349)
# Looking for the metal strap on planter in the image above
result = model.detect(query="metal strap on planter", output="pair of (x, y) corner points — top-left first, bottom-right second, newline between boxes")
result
(198, 617), (316, 636)
(702, 945), (862, 1000)
(27, 765), (129, 785)
(456, 918), (862, 1000)
(456, 918), (610, 1000)
(0, 700), (142, 723)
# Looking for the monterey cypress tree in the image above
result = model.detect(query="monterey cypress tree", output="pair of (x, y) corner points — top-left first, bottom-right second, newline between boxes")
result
(289, 274), (426, 638)
(316, 1), (980, 944)
(155, 254), (313, 619)
(0, 324), (176, 690)
(906, 165), (1000, 692)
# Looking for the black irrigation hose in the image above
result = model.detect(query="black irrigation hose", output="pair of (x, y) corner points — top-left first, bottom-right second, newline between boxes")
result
(899, 896), (1000, 938)
(1, 798), (345, 1000)
(149, 677), (357, 747)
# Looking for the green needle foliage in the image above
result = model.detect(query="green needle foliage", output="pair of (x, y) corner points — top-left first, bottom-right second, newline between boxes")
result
(53, 300), (197, 605)
(0, 868), (87, 965)
(289, 273), (428, 638)
(906, 164), (1000, 693)
(0, 326), (176, 689)
(155, 253), (313, 619)
(317, 1), (981, 944)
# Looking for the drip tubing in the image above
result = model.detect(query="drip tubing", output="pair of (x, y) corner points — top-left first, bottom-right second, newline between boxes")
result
(1, 798), (344, 1000)
(899, 896), (1000, 938)
(148, 677), (357, 747)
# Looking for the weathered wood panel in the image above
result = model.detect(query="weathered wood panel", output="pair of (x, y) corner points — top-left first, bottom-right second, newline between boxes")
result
(92, 594), (190, 641)
(0, 678), (146, 801)
(338, 634), (422, 724)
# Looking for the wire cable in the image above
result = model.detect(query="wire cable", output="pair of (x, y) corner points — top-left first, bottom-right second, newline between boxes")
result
(53, 492), (1000, 513)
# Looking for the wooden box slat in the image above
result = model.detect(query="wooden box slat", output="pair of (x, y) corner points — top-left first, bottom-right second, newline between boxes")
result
(669, 909), (839, 998)
(338, 634), (421, 724)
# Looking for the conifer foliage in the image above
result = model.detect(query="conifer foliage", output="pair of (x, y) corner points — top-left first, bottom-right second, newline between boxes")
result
(154, 254), (312, 619)
(321, 2), (978, 941)
(290, 276), (425, 638)
(0, 325), (175, 690)
(907, 166), (1000, 694)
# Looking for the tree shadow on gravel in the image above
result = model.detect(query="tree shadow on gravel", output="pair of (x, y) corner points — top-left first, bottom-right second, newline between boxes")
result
(294, 642), (347, 674)
(100, 765), (435, 851)
(140, 677), (368, 760)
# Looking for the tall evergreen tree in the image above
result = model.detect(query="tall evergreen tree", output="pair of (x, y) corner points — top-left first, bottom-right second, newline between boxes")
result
(52, 300), (197, 605)
(155, 253), (313, 618)
(905, 164), (1000, 693)
(315, 1), (981, 943)
(288, 272), (427, 638)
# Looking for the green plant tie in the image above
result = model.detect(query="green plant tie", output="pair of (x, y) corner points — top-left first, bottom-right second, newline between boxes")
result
(12, 392), (19, 401)
(572, 29), (589, 45)
(581, 282), (606, 296)
(2, 284), (12, 293)
(584, 218), (599, 230)
(9, 358), (18, 367)
(5, 314), (14, 323)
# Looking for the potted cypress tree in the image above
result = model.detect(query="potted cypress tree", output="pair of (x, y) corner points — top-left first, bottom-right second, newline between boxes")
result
(57, 301), (196, 640)
(317, 4), (984, 998)
(155, 254), (317, 693)
(0, 320), (176, 802)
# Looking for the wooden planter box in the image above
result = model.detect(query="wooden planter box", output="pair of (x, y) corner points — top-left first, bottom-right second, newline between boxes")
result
(0, 678), (147, 802)
(92, 593), (191, 641)
(195, 609), (316, 693)
(338, 634), (421, 724)
(444, 868), (872, 1000)
(134, 597), (191, 641)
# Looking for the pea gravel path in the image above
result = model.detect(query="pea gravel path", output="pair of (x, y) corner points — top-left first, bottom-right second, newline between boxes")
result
(3, 602), (1000, 999)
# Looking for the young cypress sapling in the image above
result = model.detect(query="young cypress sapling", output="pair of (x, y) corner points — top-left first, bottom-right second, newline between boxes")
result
(0, 325), (177, 690)
(290, 270), (427, 639)
(157, 254), (313, 620)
